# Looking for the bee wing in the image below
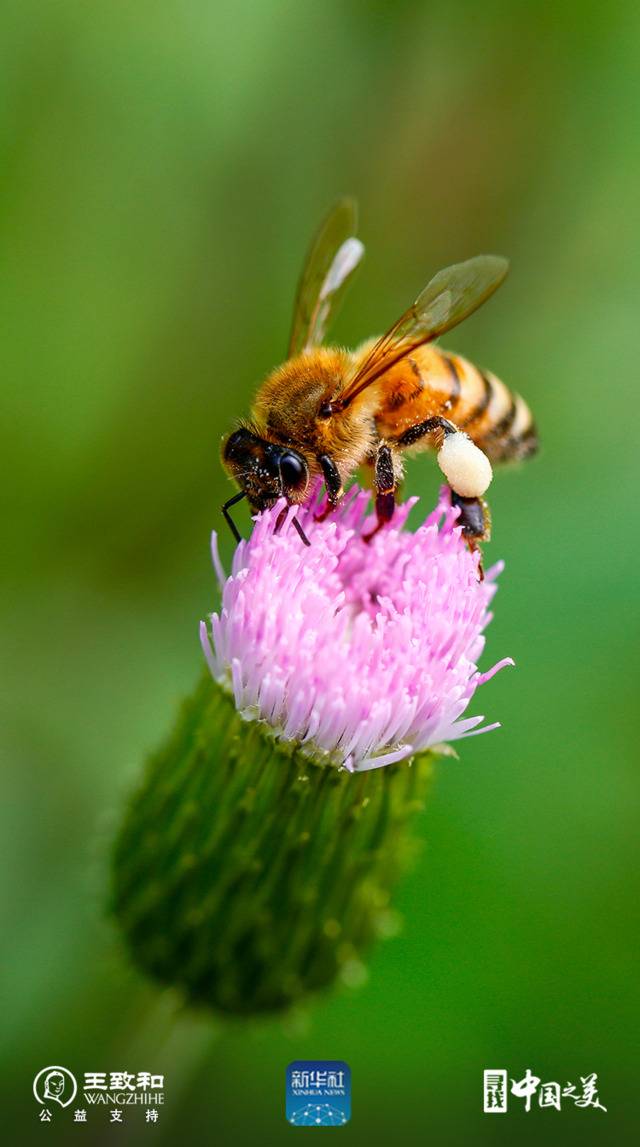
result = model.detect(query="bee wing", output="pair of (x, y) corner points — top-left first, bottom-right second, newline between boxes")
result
(336, 254), (509, 409)
(288, 198), (365, 356)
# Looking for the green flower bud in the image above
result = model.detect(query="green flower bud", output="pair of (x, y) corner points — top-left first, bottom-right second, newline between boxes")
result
(111, 676), (432, 1015)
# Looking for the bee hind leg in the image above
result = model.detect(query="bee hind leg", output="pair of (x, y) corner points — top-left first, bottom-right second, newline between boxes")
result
(363, 443), (396, 543)
(450, 491), (491, 580)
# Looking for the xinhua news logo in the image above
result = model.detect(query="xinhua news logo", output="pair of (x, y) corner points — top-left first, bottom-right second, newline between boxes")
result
(286, 1061), (351, 1127)
(483, 1068), (607, 1114)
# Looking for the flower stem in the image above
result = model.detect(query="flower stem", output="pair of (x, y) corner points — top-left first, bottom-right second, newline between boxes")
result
(111, 675), (432, 1015)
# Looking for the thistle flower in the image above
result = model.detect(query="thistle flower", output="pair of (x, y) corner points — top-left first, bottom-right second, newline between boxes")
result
(112, 486), (512, 1015)
(201, 485), (512, 772)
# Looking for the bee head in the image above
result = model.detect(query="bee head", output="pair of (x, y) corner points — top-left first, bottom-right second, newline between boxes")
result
(222, 427), (310, 510)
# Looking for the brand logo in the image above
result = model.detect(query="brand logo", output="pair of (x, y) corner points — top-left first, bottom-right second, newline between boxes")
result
(286, 1061), (351, 1127)
(32, 1066), (165, 1125)
(33, 1067), (78, 1109)
(483, 1068), (607, 1114)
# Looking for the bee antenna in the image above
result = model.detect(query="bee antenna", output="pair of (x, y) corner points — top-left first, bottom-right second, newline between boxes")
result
(222, 490), (246, 544)
(292, 516), (311, 547)
(274, 508), (311, 547)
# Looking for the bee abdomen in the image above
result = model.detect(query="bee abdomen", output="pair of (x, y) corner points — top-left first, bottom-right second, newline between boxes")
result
(455, 362), (538, 463)
(374, 346), (538, 464)
(482, 388), (538, 462)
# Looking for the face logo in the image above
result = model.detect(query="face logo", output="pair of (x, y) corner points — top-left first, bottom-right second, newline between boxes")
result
(33, 1066), (78, 1108)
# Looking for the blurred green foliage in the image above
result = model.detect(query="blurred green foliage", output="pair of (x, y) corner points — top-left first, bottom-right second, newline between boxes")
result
(2, 1), (638, 1143)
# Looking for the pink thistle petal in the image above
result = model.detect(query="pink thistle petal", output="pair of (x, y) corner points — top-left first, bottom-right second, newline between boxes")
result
(199, 619), (218, 677)
(201, 485), (513, 772)
(475, 657), (515, 686)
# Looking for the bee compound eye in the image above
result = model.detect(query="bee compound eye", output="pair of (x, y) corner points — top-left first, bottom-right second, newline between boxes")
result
(318, 402), (333, 419)
(224, 427), (254, 462)
(279, 451), (307, 489)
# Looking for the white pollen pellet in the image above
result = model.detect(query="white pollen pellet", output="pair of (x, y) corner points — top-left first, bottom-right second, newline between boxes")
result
(437, 431), (493, 497)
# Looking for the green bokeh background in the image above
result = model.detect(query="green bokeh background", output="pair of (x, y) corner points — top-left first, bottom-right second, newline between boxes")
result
(2, 1), (638, 1143)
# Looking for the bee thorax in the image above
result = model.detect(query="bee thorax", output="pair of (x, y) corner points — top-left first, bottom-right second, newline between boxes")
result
(437, 431), (493, 498)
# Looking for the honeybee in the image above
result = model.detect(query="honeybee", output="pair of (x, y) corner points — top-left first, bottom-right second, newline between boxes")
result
(222, 199), (537, 558)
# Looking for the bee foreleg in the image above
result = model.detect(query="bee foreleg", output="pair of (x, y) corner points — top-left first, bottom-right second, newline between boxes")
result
(222, 489), (247, 544)
(315, 453), (344, 520)
(363, 443), (397, 543)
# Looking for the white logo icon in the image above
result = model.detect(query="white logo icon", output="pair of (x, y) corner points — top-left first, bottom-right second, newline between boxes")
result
(33, 1066), (78, 1108)
(483, 1069), (508, 1113)
(483, 1068), (607, 1114)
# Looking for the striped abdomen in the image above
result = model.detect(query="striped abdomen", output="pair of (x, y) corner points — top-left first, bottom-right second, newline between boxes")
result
(373, 344), (538, 463)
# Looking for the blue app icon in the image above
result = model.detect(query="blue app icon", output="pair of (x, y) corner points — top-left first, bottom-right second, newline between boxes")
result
(286, 1061), (351, 1126)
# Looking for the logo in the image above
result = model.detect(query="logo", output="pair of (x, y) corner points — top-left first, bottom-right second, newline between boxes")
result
(483, 1068), (607, 1114)
(483, 1070), (508, 1113)
(33, 1067), (78, 1109)
(286, 1061), (350, 1127)
(32, 1066), (165, 1125)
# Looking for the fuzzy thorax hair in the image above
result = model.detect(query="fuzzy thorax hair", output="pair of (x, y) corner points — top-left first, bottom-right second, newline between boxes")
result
(251, 347), (379, 483)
